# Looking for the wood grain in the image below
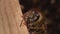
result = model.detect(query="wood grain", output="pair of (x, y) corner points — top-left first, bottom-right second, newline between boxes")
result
(0, 0), (29, 34)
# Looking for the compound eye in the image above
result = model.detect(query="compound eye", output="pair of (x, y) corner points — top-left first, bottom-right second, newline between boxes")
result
(27, 11), (40, 23)
(32, 10), (40, 17)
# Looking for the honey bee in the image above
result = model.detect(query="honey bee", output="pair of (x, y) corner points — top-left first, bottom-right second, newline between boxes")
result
(23, 7), (47, 34)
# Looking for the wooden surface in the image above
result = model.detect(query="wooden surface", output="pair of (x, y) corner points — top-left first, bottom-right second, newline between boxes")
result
(0, 0), (29, 34)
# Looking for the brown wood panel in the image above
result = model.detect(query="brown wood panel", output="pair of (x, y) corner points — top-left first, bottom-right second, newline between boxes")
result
(0, 0), (29, 34)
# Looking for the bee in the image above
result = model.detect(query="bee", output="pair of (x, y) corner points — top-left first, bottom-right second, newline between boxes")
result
(23, 7), (47, 34)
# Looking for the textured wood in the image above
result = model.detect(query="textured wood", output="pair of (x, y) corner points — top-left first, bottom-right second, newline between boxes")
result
(0, 0), (29, 34)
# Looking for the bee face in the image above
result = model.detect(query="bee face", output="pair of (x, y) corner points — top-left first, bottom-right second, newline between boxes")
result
(24, 8), (44, 23)
(23, 8), (46, 34)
